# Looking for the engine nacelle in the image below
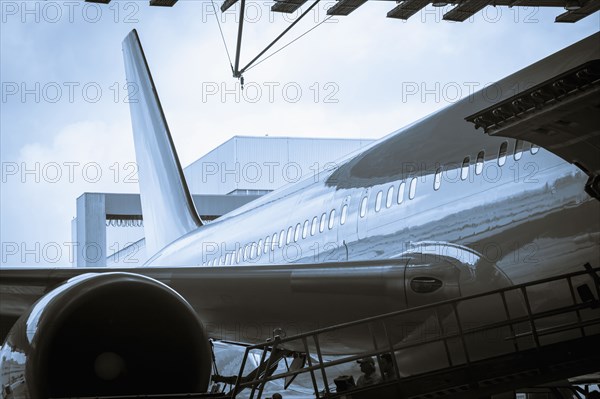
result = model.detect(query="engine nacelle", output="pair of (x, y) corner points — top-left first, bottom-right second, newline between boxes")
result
(0, 272), (212, 399)
(395, 241), (513, 307)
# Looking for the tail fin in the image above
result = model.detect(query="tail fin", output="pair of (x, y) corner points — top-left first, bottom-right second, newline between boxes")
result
(122, 29), (202, 256)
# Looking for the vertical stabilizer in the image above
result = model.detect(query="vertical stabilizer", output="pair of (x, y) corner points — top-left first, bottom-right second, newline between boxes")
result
(122, 30), (202, 256)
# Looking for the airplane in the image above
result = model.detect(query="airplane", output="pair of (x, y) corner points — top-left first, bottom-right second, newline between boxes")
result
(0, 29), (598, 398)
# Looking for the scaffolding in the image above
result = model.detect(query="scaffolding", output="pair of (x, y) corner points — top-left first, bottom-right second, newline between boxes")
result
(229, 264), (600, 399)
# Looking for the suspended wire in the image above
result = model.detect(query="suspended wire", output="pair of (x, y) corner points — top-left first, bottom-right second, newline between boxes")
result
(210, 0), (234, 73)
(245, 14), (334, 73)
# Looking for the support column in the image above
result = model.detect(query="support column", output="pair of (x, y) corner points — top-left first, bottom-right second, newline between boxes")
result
(76, 193), (106, 267)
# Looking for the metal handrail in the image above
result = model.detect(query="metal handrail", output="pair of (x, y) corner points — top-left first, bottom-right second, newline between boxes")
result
(245, 266), (599, 348)
(231, 265), (600, 398)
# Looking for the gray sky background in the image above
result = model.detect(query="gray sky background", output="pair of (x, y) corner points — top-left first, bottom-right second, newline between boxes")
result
(1, 1), (598, 265)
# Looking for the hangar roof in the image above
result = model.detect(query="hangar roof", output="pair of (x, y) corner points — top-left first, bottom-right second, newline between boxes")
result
(86, 0), (600, 24)
(266, 0), (598, 23)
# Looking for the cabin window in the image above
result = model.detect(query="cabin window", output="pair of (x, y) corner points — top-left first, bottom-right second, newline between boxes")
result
(287, 227), (293, 244)
(328, 209), (336, 229)
(475, 151), (484, 175)
(461, 157), (470, 180)
(320, 212), (327, 233)
(434, 167), (442, 190)
(514, 139), (523, 161)
(375, 191), (383, 212)
(409, 177), (417, 200)
(302, 220), (309, 239)
(386, 186), (394, 208)
(271, 233), (278, 251)
(311, 217), (318, 236)
(340, 204), (348, 225)
(294, 223), (301, 242)
(530, 143), (540, 155)
(360, 197), (368, 218)
(498, 141), (508, 166)
(397, 182), (405, 204)
(279, 230), (285, 248)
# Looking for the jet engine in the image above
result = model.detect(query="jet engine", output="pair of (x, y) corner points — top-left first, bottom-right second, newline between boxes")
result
(0, 272), (212, 399)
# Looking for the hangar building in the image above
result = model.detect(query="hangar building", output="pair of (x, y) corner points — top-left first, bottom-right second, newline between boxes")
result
(72, 136), (374, 267)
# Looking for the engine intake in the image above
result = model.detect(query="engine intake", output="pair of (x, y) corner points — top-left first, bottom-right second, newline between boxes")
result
(1, 272), (212, 398)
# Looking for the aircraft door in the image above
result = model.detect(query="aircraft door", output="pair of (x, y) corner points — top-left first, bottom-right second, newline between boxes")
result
(357, 188), (371, 240)
(336, 195), (354, 261)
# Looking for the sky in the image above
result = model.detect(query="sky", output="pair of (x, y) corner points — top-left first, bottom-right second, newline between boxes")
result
(1, 0), (598, 266)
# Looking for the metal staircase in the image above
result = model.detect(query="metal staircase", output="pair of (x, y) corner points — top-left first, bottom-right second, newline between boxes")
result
(226, 264), (600, 399)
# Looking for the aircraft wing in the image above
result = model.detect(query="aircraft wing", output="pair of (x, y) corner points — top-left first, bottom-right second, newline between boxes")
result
(465, 34), (600, 195)
(0, 261), (410, 348)
(327, 32), (600, 192)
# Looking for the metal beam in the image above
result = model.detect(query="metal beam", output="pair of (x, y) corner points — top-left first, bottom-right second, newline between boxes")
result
(443, 0), (491, 22)
(387, 0), (430, 20)
(271, 0), (310, 13)
(239, 0), (321, 75)
(326, 0), (368, 16)
(556, 0), (600, 22)
(233, 0), (246, 77)
(149, 0), (178, 6)
(221, 0), (239, 12)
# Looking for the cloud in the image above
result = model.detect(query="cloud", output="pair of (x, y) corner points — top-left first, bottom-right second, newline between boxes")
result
(1, 120), (136, 265)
